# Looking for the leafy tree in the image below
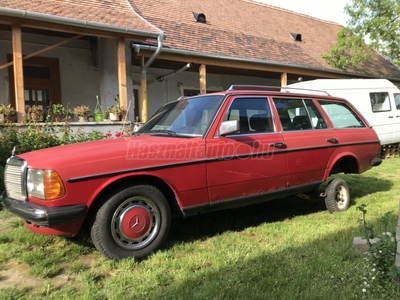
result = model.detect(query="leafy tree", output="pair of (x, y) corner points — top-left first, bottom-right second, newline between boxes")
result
(323, 0), (400, 69)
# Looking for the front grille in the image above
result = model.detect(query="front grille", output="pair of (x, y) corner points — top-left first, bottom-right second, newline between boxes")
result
(4, 157), (27, 201)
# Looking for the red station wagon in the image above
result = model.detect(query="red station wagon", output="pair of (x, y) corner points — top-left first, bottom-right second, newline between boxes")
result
(1, 86), (382, 260)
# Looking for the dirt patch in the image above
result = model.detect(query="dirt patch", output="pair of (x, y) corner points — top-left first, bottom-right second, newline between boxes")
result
(0, 214), (19, 234)
(0, 261), (45, 289)
(78, 253), (101, 267)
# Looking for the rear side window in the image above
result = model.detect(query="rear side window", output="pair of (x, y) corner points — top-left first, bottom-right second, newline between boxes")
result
(272, 98), (326, 131)
(395, 93), (400, 110)
(318, 100), (366, 128)
(370, 92), (391, 112)
(223, 97), (273, 135)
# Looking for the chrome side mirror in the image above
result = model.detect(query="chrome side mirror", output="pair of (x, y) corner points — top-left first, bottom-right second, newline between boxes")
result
(219, 120), (240, 136)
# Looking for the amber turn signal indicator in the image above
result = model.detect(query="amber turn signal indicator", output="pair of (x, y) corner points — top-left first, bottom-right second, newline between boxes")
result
(43, 170), (65, 200)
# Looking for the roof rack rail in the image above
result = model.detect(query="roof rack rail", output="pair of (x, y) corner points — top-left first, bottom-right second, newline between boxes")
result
(227, 85), (331, 96)
(228, 85), (281, 91)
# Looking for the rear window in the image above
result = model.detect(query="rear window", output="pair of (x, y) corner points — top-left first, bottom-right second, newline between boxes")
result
(318, 100), (366, 128)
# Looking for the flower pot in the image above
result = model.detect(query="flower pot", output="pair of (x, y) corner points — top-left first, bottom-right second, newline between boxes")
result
(94, 114), (104, 122)
(109, 112), (120, 122)
(78, 115), (87, 122)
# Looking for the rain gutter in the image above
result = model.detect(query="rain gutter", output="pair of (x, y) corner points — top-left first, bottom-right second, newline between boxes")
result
(0, 7), (161, 39)
(132, 44), (400, 83)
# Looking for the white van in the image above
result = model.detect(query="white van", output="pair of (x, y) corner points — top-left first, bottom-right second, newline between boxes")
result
(285, 79), (400, 146)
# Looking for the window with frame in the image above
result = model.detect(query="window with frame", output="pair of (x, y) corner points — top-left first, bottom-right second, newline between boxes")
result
(8, 56), (61, 114)
(318, 100), (366, 128)
(272, 98), (326, 131)
(370, 92), (391, 112)
(223, 97), (273, 135)
(395, 93), (400, 110)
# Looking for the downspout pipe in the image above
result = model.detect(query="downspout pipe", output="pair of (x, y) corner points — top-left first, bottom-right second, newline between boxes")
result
(141, 33), (166, 79)
(138, 33), (166, 122)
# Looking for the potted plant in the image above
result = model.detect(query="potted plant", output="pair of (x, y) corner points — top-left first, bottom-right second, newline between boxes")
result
(94, 95), (104, 122)
(73, 105), (91, 122)
(48, 103), (72, 122)
(0, 104), (16, 122)
(108, 95), (123, 121)
(108, 106), (121, 121)
(26, 105), (44, 122)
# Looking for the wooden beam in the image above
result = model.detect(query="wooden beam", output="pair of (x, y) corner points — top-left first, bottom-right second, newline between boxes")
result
(281, 72), (287, 86)
(0, 16), (148, 42)
(12, 24), (26, 122)
(117, 37), (128, 119)
(0, 34), (84, 71)
(141, 56), (148, 122)
(138, 50), (355, 79)
(199, 64), (206, 94)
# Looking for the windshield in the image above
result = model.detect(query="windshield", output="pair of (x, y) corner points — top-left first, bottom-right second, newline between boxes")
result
(138, 95), (225, 137)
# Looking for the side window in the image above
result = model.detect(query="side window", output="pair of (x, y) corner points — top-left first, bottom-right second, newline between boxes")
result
(395, 93), (400, 110)
(370, 92), (391, 112)
(318, 100), (366, 128)
(272, 98), (312, 131)
(304, 99), (328, 129)
(223, 98), (273, 134)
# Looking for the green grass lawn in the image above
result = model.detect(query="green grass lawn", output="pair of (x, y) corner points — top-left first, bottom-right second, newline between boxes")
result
(0, 158), (400, 299)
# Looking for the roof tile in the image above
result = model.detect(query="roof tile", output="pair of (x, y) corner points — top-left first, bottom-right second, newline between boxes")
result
(0, 0), (161, 34)
(130, 0), (400, 78)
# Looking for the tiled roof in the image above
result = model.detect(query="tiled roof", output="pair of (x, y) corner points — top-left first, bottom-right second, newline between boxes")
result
(0, 0), (161, 35)
(130, 0), (400, 79)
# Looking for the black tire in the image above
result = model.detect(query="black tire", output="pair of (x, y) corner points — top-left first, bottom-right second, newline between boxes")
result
(324, 178), (350, 213)
(91, 185), (171, 261)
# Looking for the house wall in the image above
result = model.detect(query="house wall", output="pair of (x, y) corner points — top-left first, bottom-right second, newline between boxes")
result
(1, 29), (297, 122)
(0, 30), (101, 112)
(132, 65), (286, 120)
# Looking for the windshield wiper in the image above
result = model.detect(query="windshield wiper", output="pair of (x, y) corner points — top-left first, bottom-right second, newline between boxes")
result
(143, 129), (178, 137)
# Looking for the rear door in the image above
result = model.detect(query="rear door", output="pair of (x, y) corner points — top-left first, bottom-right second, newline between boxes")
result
(272, 97), (335, 187)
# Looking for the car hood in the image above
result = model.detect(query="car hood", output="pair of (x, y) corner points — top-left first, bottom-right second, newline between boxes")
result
(18, 135), (205, 181)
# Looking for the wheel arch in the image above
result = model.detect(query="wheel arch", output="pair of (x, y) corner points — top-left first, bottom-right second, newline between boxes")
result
(324, 153), (360, 180)
(87, 174), (184, 221)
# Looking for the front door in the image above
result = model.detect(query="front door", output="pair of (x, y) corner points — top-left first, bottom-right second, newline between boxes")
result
(206, 96), (287, 202)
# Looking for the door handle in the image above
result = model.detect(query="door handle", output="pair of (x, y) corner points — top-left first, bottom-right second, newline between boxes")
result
(389, 115), (394, 118)
(269, 142), (286, 148)
(326, 138), (338, 143)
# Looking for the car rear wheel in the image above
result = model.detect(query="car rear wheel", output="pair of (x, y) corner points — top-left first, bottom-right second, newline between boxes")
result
(324, 178), (350, 213)
(91, 185), (171, 261)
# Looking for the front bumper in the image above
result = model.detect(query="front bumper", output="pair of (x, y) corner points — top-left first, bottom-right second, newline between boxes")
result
(0, 190), (87, 226)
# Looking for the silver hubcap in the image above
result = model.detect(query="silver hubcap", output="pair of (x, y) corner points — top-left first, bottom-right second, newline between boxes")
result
(111, 197), (160, 250)
(335, 185), (348, 209)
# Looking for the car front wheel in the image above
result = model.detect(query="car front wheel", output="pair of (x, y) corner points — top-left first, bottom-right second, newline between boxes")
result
(91, 185), (171, 260)
(324, 178), (350, 213)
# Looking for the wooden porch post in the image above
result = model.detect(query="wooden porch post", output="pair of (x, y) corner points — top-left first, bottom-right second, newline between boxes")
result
(12, 24), (26, 122)
(281, 72), (287, 87)
(117, 37), (128, 119)
(199, 64), (206, 94)
(140, 56), (148, 122)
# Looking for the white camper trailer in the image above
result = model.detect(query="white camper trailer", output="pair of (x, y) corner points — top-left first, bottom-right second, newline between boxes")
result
(285, 79), (400, 147)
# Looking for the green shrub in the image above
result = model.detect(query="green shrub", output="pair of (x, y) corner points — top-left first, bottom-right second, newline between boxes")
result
(0, 122), (110, 192)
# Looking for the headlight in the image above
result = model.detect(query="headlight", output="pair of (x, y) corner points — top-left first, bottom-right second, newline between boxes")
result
(27, 169), (66, 200)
